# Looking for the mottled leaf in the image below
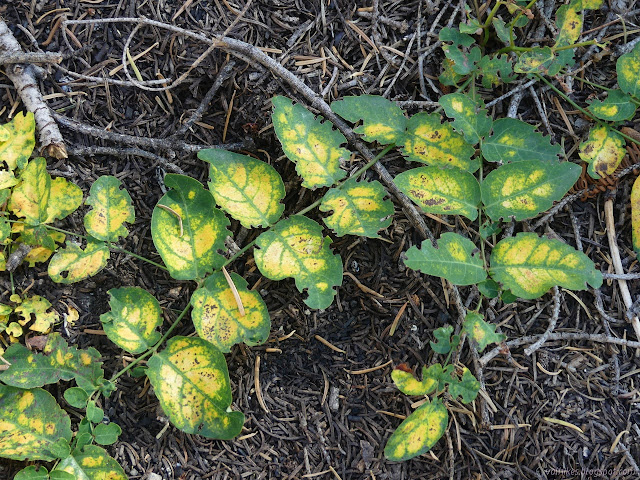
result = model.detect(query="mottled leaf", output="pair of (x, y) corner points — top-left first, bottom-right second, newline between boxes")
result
(490, 232), (603, 299)
(146, 336), (244, 439)
(384, 397), (448, 461)
(191, 271), (270, 353)
(481, 160), (581, 221)
(319, 178), (394, 238)
(53, 445), (127, 480)
(13, 295), (59, 333)
(633, 175), (640, 255)
(478, 54), (514, 88)
(439, 27), (480, 75)
(391, 364), (448, 396)
(554, 4), (582, 47)
(272, 96), (348, 188)
(481, 118), (562, 164)
(151, 174), (230, 280)
(330, 95), (407, 145)
(579, 125), (626, 178)
(395, 166), (481, 220)
(448, 368), (480, 403)
(462, 312), (505, 352)
(429, 325), (460, 354)
(617, 42), (640, 98)
(0, 385), (72, 461)
(0, 169), (18, 189)
(492, 17), (512, 44)
(588, 89), (637, 122)
(254, 216), (343, 309)
(404, 232), (487, 286)
(0, 112), (35, 170)
(84, 175), (135, 242)
(48, 238), (109, 284)
(514, 47), (555, 74)
(439, 94), (492, 145)
(100, 287), (162, 354)
(439, 58), (465, 86)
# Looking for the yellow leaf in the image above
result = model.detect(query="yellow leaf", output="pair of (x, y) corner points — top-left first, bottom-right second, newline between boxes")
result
(579, 125), (626, 178)
(54, 445), (127, 480)
(14, 295), (59, 333)
(84, 175), (135, 242)
(0, 112), (35, 170)
(48, 239), (109, 284)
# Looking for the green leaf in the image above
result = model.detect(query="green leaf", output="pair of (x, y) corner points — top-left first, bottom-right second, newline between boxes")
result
(100, 287), (162, 354)
(0, 112), (35, 170)
(462, 312), (506, 352)
(478, 54), (514, 88)
(492, 17), (512, 44)
(617, 42), (640, 98)
(146, 336), (244, 440)
(479, 220), (502, 240)
(588, 90), (637, 122)
(439, 94), (492, 145)
(632, 175), (640, 255)
(429, 325), (460, 354)
(53, 445), (127, 480)
(199, 149), (285, 228)
(477, 278), (500, 298)
(9, 157), (83, 226)
(404, 232), (487, 286)
(15, 466), (50, 480)
(191, 271), (270, 353)
(395, 166), (481, 220)
(83, 176), (135, 242)
(514, 46), (555, 74)
(63, 387), (89, 409)
(481, 160), (581, 221)
(401, 113), (479, 172)
(86, 400), (104, 424)
(254, 216), (343, 309)
(448, 368), (480, 403)
(391, 363), (452, 396)
(319, 178), (394, 238)
(0, 333), (105, 393)
(481, 118), (562, 164)
(0, 385), (72, 461)
(48, 238), (109, 284)
(438, 27), (475, 47)
(14, 295), (59, 333)
(439, 27), (480, 75)
(384, 397), (448, 461)
(272, 96), (348, 188)
(330, 95), (407, 145)
(151, 174), (230, 280)
(92, 423), (121, 446)
(579, 125), (627, 178)
(439, 58), (466, 86)
(490, 232), (603, 299)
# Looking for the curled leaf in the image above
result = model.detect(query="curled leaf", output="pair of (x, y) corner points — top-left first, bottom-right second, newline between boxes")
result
(579, 125), (626, 178)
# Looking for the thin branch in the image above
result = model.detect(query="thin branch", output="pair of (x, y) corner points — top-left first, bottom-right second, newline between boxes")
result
(524, 286), (561, 356)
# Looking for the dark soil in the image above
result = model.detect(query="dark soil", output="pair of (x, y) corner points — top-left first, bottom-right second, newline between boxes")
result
(1, 1), (640, 479)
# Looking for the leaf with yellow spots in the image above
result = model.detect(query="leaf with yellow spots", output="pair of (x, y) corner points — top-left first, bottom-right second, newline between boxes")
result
(254, 216), (343, 309)
(632, 175), (640, 255)
(481, 160), (581, 221)
(392, 363), (453, 396)
(0, 217), (10, 244)
(481, 118), (562, 164)
(199, 149), (285, 228)
(554, 4), (583, 47)
(514, 46), (556, 74)
(448, 368), (480, 403)
(490, 232), (603, 299)
(462, 312), (505, 352)
(48, 238), (109, 284)
(439, 94), (492, 145)
(0, 112), (35, 170)
(0, 333), (105, 394)
(100, 287), (162, 354)
(401, 113), (479, 172)
(84, 175), (135, 242)
(617, 42), (640, 98)
(319, 178), (394, 238)
(272, 96), (348, 188)
(404, 232), (487, 286)
(146, 336), (244, 439)
(0, 385), (72, 461)
(9, 157), (82, 226)
(191, 271), (270, 353)
(384, 397), (448, 461)
(330, 95), (407, 145)
(588, 90), (637, 122)
(395, 166), (481, 220)
(13, 295), (59, 334)
(151, 174), (230, 280)
(579, 125), (626, 178)
(53, 445), (127, 480)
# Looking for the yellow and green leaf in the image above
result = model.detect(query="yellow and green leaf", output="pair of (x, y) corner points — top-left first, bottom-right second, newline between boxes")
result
(48, 238), (110, 284)
(462, 312), (505, 352)
(0, 170), (18, 189)
(404, 232), (487, 286)
(13, 222), (65, 253)
(254, 216), (343, 309)
(199, 149), (285, 228)
(617, 42), (640, 98)
(579, 125), (626, 178)
(401, 113), (479, 172)
(319, 178), (394, 238)
(554, 4), (582, 47)
(151, 174), (229, 280)
(330, 95), (407, 144)
(391, 364), (449, 396)
(514, 46), (555, 74)
(481, 118), (562, 163)
(0, 385), (72, 461)
(53, 445), (127, 480)
(0, 112), (35, 170)
(588, 89), (637, 122)
(84, 175), (135, 242)
(632, 175), (640, 255)
(146, 336), (245, 439)
(272, 96), (348, 188)
(439, 93), (492, 145)
(394, 166), (481, 220)
(490, 232), (603, 299)
(13, 295), (59, 334)
(384, 397), (448, 461)
(100, 287), (162, 354)
(191, 271), (270, 353)
(481, 160), (581, 221)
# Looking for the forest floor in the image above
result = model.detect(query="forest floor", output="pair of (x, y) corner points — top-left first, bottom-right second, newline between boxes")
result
(1, 0), (640, 479)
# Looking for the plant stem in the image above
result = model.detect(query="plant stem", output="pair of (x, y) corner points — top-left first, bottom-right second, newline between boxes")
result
(482, 0), (503, 46)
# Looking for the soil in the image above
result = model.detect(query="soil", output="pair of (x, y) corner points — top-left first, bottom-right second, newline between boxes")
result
(1, 1), (640, 479)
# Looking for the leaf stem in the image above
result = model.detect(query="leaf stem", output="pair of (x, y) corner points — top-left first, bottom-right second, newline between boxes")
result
(482, 0), (503, 46)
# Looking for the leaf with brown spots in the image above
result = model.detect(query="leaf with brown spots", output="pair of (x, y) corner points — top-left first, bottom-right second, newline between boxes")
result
(579, 125), (626, 178)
